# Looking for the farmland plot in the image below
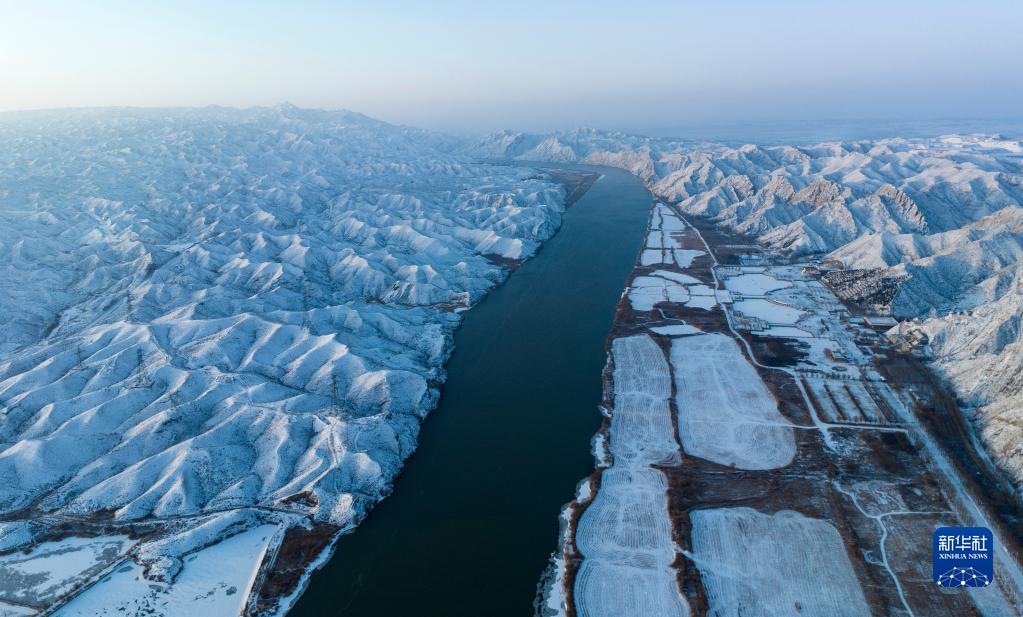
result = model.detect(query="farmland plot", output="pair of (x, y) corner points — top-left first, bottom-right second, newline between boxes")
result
(723, 273), (792, 296)
(640, 205), (705, 269)
(607, 335), (679, 468)
(690, 507), (869, 617)
(55, 525), (276, 617)
(628, 276), (690, 311)
(670, 333), (795, 470)
(0, 536), (131, 608)
(573, 334), (688, 617)
(574, 469), (688, 617)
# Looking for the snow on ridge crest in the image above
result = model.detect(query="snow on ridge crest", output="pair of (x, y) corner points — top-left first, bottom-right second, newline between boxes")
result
(0, 107), (568, 532)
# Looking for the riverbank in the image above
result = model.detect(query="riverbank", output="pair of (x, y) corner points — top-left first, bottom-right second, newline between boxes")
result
(276, 165), (652, 616)
(549, 202), (1023, 615)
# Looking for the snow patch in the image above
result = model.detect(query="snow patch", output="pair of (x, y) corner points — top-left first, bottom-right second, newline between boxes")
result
(628, 276), (689, 311)
(690, 507), (869, 617)
(0, 535), (131, 607)
(671, 334), (795, 469)
(724, 273), (792, 296)
(55, 525), (276, 617)
(650, 324), (702, 336)
(573, 335), (689, 617)
(733, 298), (805, 325)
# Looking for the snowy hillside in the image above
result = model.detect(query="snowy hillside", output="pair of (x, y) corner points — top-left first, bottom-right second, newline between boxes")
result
(472, 129), (1023, 495)
(0, 106), (567, 613)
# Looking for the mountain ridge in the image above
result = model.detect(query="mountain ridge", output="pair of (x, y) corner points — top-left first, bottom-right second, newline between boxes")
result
(469, 127), (1023, 496)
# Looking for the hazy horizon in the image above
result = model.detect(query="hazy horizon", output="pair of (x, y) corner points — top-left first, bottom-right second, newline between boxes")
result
(3, 0), (1022, 134)
(6, 104), (1023, 146)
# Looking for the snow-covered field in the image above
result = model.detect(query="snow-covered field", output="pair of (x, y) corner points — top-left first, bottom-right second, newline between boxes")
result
(649, 324), (701, 336)
(573, 335), (689, 617)
(627, 275), (690, 311)
(640, 204), (705, 268)
(0, 535), (130, 607)
(689, 507), (869, 617)
(0, 107), (568, 613)
(574, 469), (689, 617)
(55, 525), (276, 617)
(732, 298), (805, 325)
(0, 601), (36, 616)
(670, 333), (795, 469)
(606, 336), (679, 468)
(627, 268), (721, 313)
(755, 325), (813, 338)
(723, 272), (792, 296)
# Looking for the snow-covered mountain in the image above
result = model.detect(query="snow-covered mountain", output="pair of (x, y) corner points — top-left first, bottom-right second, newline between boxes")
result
(472, 129), (1023, 495)
(0, 107), (567, 604)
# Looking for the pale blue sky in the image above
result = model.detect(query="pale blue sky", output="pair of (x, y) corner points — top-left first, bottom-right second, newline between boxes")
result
(2, 0), (1021, 133)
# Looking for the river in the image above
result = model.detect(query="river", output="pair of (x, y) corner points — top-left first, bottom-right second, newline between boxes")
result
(287, 164), (652, 616)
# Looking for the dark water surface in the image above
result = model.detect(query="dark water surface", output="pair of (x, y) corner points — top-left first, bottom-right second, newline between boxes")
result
(288, 164), (651, 617)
